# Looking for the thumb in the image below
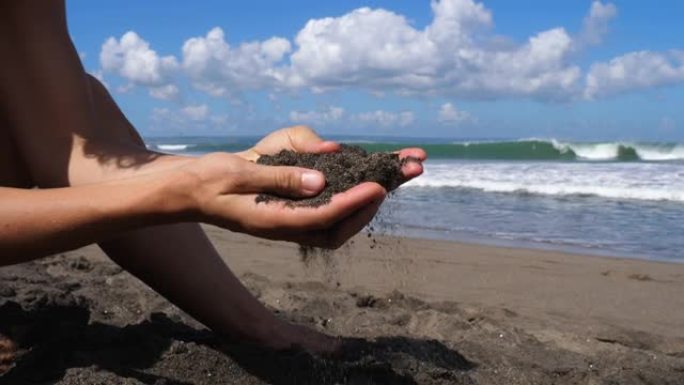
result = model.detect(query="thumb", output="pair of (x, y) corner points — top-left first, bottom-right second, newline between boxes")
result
(247, 164), (326, 197)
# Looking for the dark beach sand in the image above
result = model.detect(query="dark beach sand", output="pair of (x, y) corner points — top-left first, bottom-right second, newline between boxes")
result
(256, 145), (406, 207)
(1, 226), (683, 384)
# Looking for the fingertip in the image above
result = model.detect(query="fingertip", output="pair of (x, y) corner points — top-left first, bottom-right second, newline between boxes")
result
(399, 147), (427, 161)
(301, 170), (326, 196)
(301, 140), (339, 154)
(319, 140), (341, 153)
(402, 160), (424, 178)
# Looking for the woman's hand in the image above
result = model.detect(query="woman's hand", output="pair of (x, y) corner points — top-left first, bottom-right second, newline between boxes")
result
(184, 126), (426, 248)
(180, 152), (381, 247)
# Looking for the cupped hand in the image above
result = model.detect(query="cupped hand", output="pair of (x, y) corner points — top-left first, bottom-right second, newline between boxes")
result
(181, 151), (384, 247)
(188, 126), (425, 248)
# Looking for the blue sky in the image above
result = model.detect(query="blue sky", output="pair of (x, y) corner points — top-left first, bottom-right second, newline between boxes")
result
(67, 0), (684, 140)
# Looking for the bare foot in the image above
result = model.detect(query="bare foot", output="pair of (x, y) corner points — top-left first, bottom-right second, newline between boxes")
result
(0, 333), (16, 374)
(263, 320), (342, 356)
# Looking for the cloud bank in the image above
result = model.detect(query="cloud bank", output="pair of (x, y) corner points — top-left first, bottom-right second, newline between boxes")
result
(98, 1), (684, 102)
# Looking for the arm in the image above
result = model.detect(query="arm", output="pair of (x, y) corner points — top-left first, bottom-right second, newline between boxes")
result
(0, 149), (392, 265)
(0, 169), (188, 264)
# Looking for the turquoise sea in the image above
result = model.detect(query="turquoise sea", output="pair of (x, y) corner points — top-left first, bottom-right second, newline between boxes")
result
(146, 136), (684, 262)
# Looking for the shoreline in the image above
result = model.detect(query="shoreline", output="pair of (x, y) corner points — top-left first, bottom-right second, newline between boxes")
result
(383, 227), (681, 264)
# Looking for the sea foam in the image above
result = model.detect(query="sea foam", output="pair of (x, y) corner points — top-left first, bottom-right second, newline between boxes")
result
(404, 161), (684, 202)
(155, 144), (191, 151)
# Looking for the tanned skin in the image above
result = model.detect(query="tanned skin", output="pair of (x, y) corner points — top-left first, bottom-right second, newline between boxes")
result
(0, 0), (426, 355)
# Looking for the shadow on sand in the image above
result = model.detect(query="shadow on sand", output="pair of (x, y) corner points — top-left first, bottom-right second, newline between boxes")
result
(0, 301), (475, 385)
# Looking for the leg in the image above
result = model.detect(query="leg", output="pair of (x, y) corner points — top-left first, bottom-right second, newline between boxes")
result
(0, 120), (32, 189)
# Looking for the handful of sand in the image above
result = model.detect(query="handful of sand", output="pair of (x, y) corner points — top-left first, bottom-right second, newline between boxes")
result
(255, 145), (410, 207)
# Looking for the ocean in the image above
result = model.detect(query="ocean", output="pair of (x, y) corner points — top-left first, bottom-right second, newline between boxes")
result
(146, 136), (684, 262)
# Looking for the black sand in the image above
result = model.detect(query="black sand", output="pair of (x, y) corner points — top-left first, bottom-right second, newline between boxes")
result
(2, 249), (683, 384)
(256, 145), (409, 207)
(0, 254), (474, 385)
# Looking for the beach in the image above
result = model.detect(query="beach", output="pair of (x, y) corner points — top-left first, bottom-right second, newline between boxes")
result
(2, 0), (683, 382)
(1, 226), (683, 384)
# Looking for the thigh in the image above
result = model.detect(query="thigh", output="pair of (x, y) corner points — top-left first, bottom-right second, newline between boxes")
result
(67, 76), (185, 186)
(85, 75), (145, 147)
(0, 123), (33, 188)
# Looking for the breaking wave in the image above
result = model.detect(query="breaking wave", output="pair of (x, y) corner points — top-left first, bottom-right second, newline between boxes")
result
(361, 140), (684, 161)
(154, 144), (193, 151)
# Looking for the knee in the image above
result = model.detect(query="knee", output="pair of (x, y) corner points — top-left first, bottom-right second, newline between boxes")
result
(85, 74), (146, 148)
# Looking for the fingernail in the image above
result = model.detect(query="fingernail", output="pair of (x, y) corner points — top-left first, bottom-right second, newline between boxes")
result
(301, 171), (325, 194)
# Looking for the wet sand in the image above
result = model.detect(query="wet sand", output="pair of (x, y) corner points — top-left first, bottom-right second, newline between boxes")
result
(1, 226), (683, 384)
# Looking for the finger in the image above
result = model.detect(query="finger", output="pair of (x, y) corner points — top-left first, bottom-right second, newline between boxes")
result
(243, 163), (326, 197)
(242, 182), (386, 232)
(392, 147), (426, 180)
(397, 147), (427, 161)
(255, 196), (383, 248)
(401, 158), (424, 179)
(312, 140), (340, 154)
(286, 126), (340, 154)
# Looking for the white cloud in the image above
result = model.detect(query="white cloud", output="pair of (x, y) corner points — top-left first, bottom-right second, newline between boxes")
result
(288, 7), (437, 91)
(442, 27), (581, 99)
(151, 107), (182, 124)
(149, 84), (180, 101)
(151, 105), (227, 131)
(181, 27), (291, 96)
(426, 0), (493, 49)
(116, 83), (134, 94)
(180, 104), (210, 121)
(100, 31), (179, 99)
(289, 106), (345, 126)
(288, 106), (415, 128)
(578, 1), (618, 47)
(353, 110), (415, 127)
(438, 102), (474, 124)
(585, 50), (684, 99)
(278, 0), (586, 99)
